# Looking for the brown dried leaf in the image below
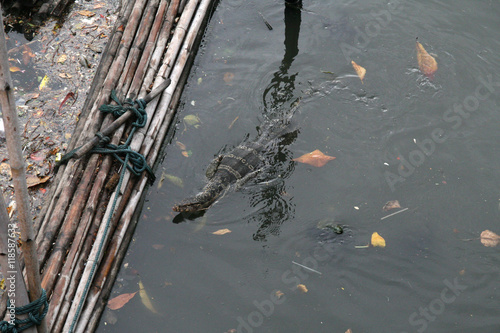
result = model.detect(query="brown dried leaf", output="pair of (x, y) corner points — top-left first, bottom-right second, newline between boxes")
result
(176, 141), (187, 150)
(57, 54), (67, 63)
(293, 149), (335, 167)
(212, 228), (232, 235)
(77, 10), (95, 17)
(26, 175), (50, 188)
(416, 40), (438, 79)
(351, 60), (366, 83)
(480, 230), (500, 247)
(223, 72), (235, 84)
(59, 73), (72, 79)
(383, 200), (401, 211)
(0, 163), (12, 178)
(107, 291), (138, 310)
(345, 330), (353, 333)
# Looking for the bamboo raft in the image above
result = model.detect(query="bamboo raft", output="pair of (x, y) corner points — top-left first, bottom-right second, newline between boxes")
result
(2, 0), (216, 331)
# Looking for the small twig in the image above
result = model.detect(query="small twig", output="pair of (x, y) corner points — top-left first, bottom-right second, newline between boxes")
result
(380, 207), (409, 220)
(257, 11), (273, 30)
(292, 261), (322, 275)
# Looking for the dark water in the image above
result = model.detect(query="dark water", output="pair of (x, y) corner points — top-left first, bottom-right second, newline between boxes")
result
(99, 1), (500, 332)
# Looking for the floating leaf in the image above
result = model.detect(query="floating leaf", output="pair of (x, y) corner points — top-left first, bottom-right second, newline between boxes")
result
(138, 280), (158, 314)
(371, 232), (386, 248)
(30, 151), (45, 161)
(77, 10), (95, 17)
(59, 73), (72, 79)
(416, 40), (438, 79)
(183, 114), (201, 127)
(351, 60), (366, 83)
(9, 66), (22, 72)
(345, 330), (353, 333)
(212, 228), (231, 235)
(164, 174), (184, 188)
(59, 92), (76, 112)
(57, 54), (68, 63)
(275, 290), (284, 299)
(223, 72), (235, 84)
(39, 75), (49, 90)
(181, 150), (192, 158)
(480, 230), (500, 247)
(26, 175), (50, 188)
(107, 291), (138, 310)
(293, 149), (335, 167)
(176, 141), (187, 150)
(383, 200), (401, 211)
(0, 163), (12, 178)
(297, 284), (308, 293)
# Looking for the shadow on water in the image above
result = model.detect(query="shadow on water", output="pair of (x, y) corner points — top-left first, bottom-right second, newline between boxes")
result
(174, 1), (304, 241)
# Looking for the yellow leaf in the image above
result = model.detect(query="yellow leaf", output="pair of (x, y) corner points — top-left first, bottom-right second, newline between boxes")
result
(212, 228), (231, 235)
(297, 284), (308, 293)
(181, 150), (192, 157)
(183, 114), (201, 126)
(165, 174), (184, 188)
(351, 60), (366, 83)
(39, 75), (49, 90)
(416, 40), (438, 79)
(9, 66), (22, 72)
(138, 280), (158, 314)
(371, 232), (386, 248)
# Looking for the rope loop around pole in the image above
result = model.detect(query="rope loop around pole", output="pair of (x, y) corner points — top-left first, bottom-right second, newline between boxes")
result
(99, 90), (148, 129)
(0, 289), (49, 332)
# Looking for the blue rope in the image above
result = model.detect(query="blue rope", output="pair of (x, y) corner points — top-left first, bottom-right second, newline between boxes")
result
(0, 289), (48, 332)
(93, 91), (155, 182)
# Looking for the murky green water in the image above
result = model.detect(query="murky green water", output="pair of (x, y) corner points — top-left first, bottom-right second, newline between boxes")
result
(99, 1), (500, 332)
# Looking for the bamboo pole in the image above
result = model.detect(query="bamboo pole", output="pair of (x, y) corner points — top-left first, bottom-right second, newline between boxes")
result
(75, 1), (214, 329)
(45, 5), (173, 325)
(43, 3), (168, 331)
(65, 0), (215, 330)
(0, 6), (47, 332)
(139, 0), (181, 97)
(32, 0), (134, 244)
(20, 0), (216, 331)
(35, 0), (149, 269)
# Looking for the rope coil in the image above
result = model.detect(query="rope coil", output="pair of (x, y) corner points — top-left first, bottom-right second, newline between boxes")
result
(0, 289), (48, 332)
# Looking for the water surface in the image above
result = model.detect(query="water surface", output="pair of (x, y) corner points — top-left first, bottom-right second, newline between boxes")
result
(99, 1), (500, 332)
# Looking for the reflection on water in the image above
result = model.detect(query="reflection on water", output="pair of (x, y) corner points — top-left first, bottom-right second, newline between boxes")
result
(100, 0), (500, 332)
